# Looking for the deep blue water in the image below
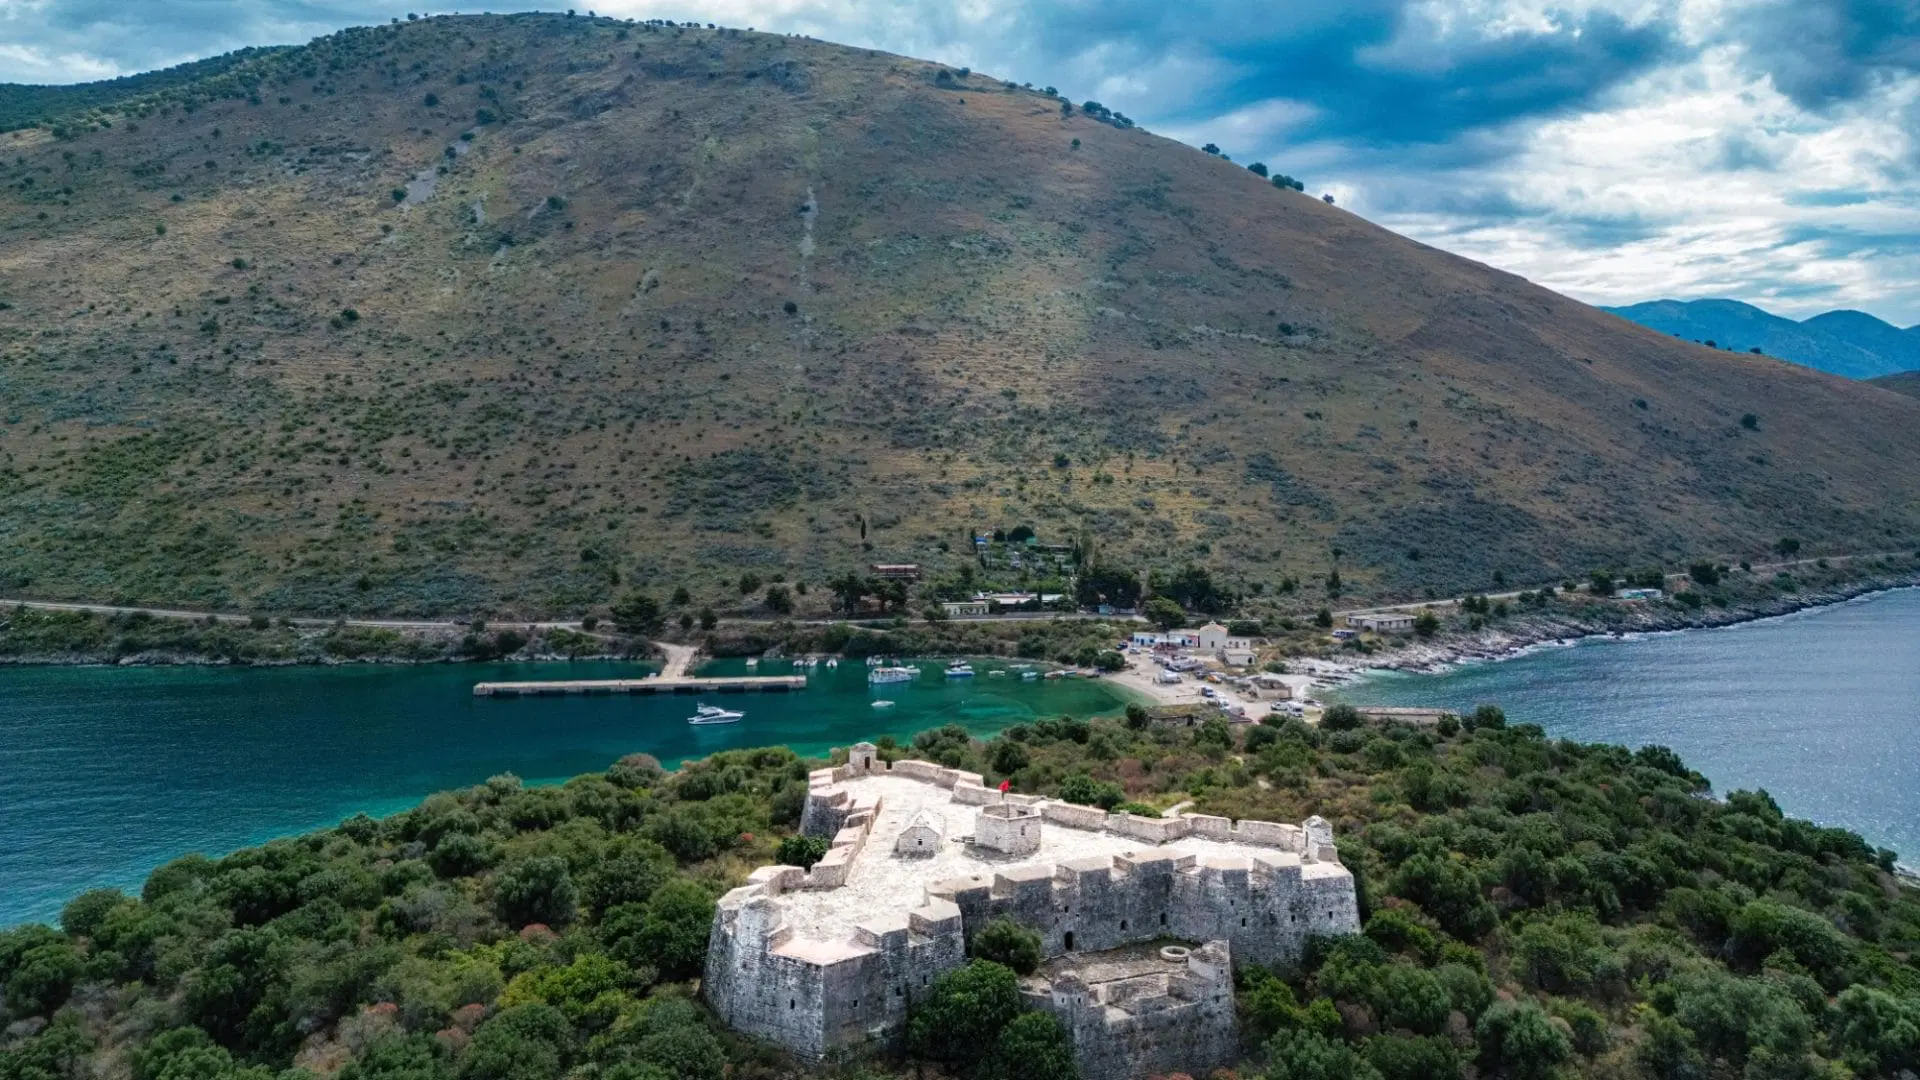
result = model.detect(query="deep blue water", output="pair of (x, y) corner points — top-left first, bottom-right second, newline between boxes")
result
(1337, 587), (1920, 865)
(0, 657), (1132, 926)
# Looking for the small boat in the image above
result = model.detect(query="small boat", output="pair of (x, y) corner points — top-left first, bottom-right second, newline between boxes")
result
(744, 657), (759, 668)
(870, 665), (915, 684)
(826, 658), (839, 669)
(688, 703), (745, 725)
(871, 700), (895, 709)
(1021, 670), (1039, 681)
(944, 661), (975, 678)
(988, 669), (1007, 678)
(1044, 670), (1066, 680)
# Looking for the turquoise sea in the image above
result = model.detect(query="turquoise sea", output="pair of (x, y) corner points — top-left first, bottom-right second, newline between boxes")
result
(0, 657), (1133, 926)
(1335, 587), (1920, 867)
(5, 590), (1917, 928)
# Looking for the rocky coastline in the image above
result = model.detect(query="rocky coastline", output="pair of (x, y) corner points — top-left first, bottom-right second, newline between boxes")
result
(1312, 572), (1920, 685)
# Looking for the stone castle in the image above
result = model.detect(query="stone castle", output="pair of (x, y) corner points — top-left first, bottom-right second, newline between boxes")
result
(702, 744), (1361, 1079)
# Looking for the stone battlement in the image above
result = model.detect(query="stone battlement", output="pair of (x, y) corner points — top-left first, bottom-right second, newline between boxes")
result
(704, 744), (1360, 1071)
(800, 745), (1342, 864)
(1025, 941), (1238, 1080)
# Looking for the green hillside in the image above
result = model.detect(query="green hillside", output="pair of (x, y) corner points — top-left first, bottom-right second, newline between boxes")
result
(2, 714), (1917, 1079)
(0, 49), (287, 132)
(1870, 372), (1920, 399)
(3, 13), (1919, 619)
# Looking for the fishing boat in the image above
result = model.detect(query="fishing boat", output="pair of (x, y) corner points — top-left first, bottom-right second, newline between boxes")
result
(944, 661), (975, 678)
(869, 665), (914, 685)
(687, 703), (745, 726)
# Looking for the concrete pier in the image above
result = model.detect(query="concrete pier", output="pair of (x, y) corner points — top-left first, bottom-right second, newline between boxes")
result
(473, 675), (807, 697)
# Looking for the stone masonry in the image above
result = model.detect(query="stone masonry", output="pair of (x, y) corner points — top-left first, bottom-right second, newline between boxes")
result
(1024, 941), (1239, 1080)
(703, 743), (1361, 1074)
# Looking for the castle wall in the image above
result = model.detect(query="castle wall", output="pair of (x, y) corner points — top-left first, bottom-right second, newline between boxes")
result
(1029, 942), (1239, 1080)
(704, 891), (831, 1057)
(713, 748), (1361, 1065)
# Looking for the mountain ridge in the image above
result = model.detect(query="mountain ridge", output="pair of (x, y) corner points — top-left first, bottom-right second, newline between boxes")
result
(1604, 298), (1920, 379)
(2, 12), (1918, 617)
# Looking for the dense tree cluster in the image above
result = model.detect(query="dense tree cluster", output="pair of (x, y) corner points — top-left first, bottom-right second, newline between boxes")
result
(4, 706), (1917, 1079)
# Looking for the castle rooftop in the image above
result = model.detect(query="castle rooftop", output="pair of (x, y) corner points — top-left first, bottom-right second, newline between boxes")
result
(773, 766), (1347, 944)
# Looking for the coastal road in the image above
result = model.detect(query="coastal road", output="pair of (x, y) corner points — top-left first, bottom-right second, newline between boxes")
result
(0, 598), (595, 634)
(3, 548), (1907, 635)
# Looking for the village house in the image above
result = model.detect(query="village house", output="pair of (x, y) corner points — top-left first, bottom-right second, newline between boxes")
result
(869, 564), (921, 582)
(1196, 622), (1254, 658)
(1345, 612), (1415, 634)
(1252, 673), (1316, 700)
(942, 600), (990, 617)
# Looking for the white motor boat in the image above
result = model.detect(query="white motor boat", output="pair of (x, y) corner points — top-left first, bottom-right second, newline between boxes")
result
(871, 700), (895, 709)
(944, 661), (975, 678)
(869, 666), (914, 684)
(688, 703), (745, 725)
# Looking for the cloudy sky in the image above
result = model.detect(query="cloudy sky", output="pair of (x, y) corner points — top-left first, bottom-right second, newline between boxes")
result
(6, 0), (1919, 324)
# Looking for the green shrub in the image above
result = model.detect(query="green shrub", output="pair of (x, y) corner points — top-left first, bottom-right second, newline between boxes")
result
(908, 961), (1023, 1069)
(971, 918), (1043, 975)
(775, 834), (829, 869)
(978, 1011), (1078, 1080)
(494, 856), (578, 928)
(1475, 1000), (1571, 1080)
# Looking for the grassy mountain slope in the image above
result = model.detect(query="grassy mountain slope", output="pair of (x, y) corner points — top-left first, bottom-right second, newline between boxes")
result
(3, 13), (1920, 618)
(0, 49), (290, 132)
(1605, 299), (1920, 379)
(1, 717), (1917, 1080)
(1870, 372), (1920, 399)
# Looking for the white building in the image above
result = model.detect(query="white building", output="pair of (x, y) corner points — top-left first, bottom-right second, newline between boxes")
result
(1196, 622), (1253, 656)
(1345, 612), (1415, 634)
(943, 601), (990, 617)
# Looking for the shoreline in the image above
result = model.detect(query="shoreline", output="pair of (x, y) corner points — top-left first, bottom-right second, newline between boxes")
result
(5, 568), (1918, 678)
(1313, 573), (1920, 689)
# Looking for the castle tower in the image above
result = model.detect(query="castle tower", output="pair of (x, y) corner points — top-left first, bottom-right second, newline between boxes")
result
(975, 803), (1042, 856)
(848, 741), (879, 774)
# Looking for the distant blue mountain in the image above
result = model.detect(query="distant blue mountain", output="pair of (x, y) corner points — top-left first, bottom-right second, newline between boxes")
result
(1604, 298), (1920, 380)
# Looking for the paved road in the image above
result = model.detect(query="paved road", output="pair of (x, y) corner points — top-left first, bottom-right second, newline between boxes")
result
(0, 599), (592, 632)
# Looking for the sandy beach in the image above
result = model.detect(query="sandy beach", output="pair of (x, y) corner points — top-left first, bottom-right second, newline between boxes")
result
(1104, 655), (1288, 721)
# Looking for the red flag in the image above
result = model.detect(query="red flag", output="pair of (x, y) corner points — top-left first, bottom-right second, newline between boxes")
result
(999, 779), (1011, 793)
